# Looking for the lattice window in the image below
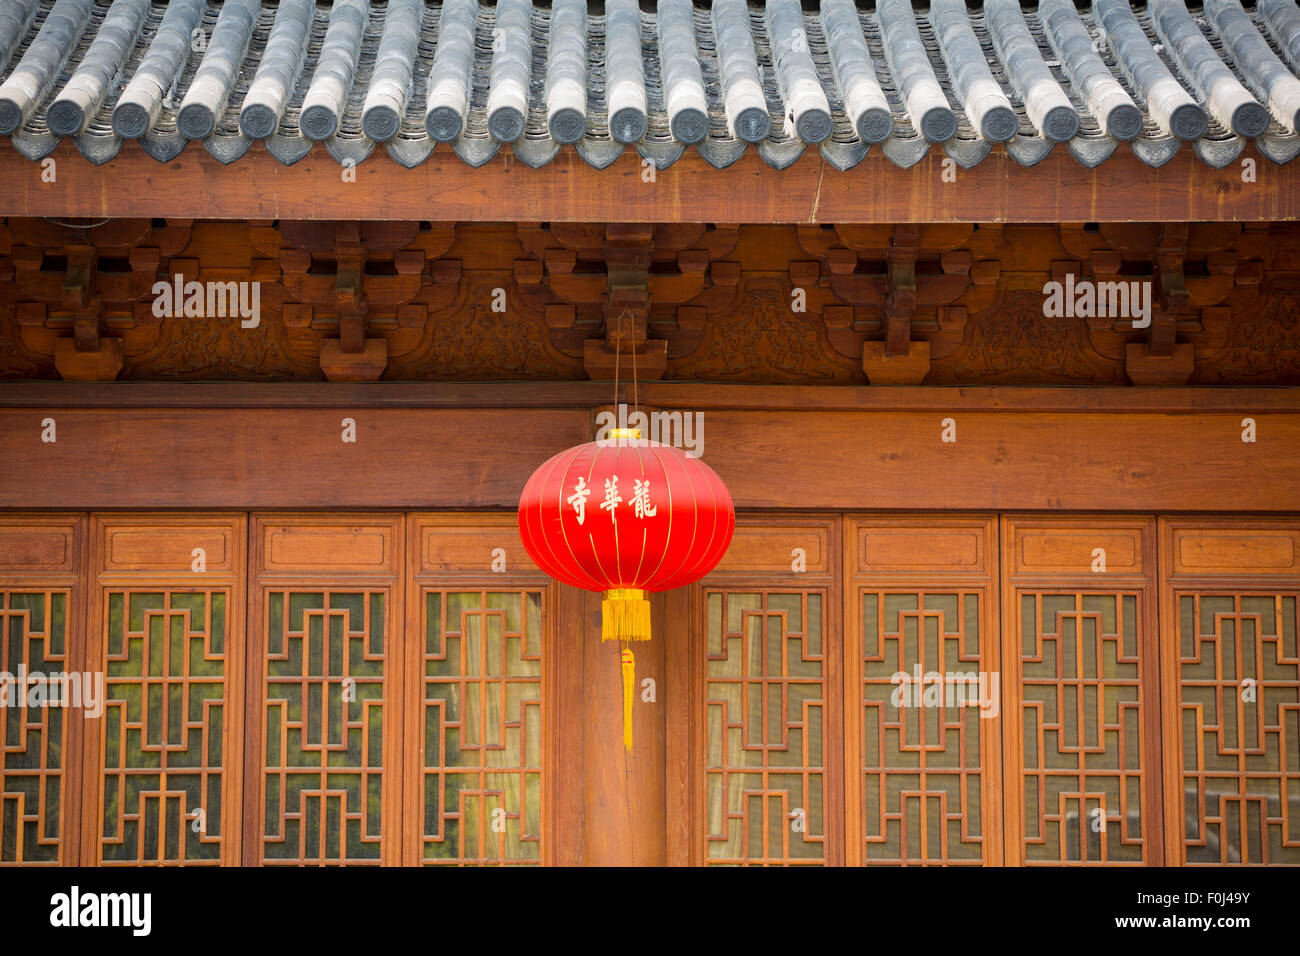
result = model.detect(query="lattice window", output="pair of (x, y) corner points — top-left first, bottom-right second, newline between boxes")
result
(420, 589), (543, 865)
(861, 591), (989, 864)
(1176, 593), (1300, 864)
(705, 590), (825, 864)
(1018, 591), (1145, 863)
(0, 590), (68, 864)
(99, 590), (228, 864)
(261, 590), (387, 864)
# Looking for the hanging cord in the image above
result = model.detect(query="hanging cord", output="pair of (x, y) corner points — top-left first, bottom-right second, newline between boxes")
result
(631, 309), (639, 418)
(612, 308), (621, 409)
(608, 307), (640, 417)
(609, 307), (640, 754)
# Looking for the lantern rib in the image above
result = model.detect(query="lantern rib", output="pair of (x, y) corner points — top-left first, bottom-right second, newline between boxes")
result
(526, 445), (599, 592)
(585, 441), (619, 589)
(543, 447), (589, 588)
(667, 443), (710, 590)
(564, 445), (608, 591)
(694, 459), (734, 587)
(626, 443), (652, 588)
(639, 441), (678, 590)
(520, 447), (566, 585)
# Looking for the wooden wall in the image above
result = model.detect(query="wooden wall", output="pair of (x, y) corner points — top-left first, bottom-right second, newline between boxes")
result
(6, 511), (1297, 866)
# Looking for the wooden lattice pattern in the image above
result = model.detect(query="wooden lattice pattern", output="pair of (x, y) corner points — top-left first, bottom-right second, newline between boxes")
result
(1018, 591), (1146, 863)
(261, 590), (387, 864)
(705, 590), (825, 864)
(861, 591), (987, 864)
(100, 590), (226, 863)
(0, 590), (68, 864)
(1177, 593), (1300, 864)
(421, 589), (543, 865)
(5, 513), (1300, 866)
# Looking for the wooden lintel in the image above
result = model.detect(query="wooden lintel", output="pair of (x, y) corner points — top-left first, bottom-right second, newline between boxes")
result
(2, 381), (1299, 412)
(3, 140), (1299, 224)
(1, 386), (1296, 512)
(0, 405), (1291, 511)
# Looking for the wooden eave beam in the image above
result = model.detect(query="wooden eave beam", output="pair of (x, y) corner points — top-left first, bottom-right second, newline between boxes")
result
(2, 140), (1297, 223)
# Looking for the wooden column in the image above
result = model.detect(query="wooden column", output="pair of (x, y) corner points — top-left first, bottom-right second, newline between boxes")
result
(578, 586), (668, 865)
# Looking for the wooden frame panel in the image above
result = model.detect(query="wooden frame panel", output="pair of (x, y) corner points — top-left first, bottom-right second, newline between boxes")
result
(82, 514), (246, 866)
(0, 514), (86, 865)
(1000, 515), (1163, 865)
(844, 515), (1003, 866)
(674, 514), (844, 866)
(245, 514), (404, 866)
(403, 514), (557, 866)
(1158, 516), (1300, 866)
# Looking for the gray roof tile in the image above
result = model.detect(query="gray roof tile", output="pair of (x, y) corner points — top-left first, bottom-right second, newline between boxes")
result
(0, 0), (1297, 171)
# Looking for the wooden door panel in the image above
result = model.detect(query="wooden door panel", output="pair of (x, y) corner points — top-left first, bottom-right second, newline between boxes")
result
(684, 515), (842, 866)
(405, 515), (552, 866)
(1160, 518), (1300, 865)
(1001, 516), (1162, 865)
(85, 515), (245, 866)
(8, 508), (1300, 869)
(0, 515), (85, 865)
(247, 515), (403, 866)
(846, 516), (1002, 866)
(702, 587), (829, 864)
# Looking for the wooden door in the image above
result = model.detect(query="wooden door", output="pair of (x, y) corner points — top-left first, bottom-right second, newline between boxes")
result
(0, 516), (85, 865)
(84, 515), (247, 866)
(245, 515), (405, 865)
(403, 514), (554, 866)
(1159, 518), (1300, 865)
(673, 516), (843, 865)
(1000, 516), (1163, 865)
(6, 509), (1300, 867)
(844, 516), (1003, 865)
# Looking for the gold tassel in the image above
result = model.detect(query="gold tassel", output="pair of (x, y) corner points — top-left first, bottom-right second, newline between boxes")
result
(621, 647), (635, 750)
(601, 588), (651, 642)
(603, 588), (649, 749)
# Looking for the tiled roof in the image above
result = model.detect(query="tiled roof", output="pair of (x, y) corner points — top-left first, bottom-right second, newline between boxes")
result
(1, 0), (1299, 172)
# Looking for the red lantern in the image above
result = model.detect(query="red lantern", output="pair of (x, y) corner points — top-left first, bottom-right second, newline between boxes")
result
(518, 429), (735, 747)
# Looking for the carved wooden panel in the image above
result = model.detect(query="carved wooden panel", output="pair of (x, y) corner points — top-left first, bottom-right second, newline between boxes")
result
(406, 514), (551, 866)
(0, 517), (83, 865)
(86, 516), (245, 866)
(413, 515), (541, 576)
(415, 589), (544, 864)
(249, 516), (404, 865)
(691, 515), (842, 866)
(2, 219), (1298, 388)
(703, 588), (829, 864)
(711, 521), (832, 575)
(1001, 517), (1161, 865)
(846, 517), (1001, 866)
(1160, 519), (1300, 865)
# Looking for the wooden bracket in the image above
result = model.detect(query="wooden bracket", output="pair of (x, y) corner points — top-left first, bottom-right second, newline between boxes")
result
(1125, 342), (1194, 385)
(1150, 223), (1190, 356)
(334, 225), (369, 355)
(53, 335), (123, 381)
(1126, 225), (1193, 384)
(585, 224), (666, 380)
(50, 244), (122, 380)
(862, 340), (931, 385)
(884, 225), (920, 356)
(319, 337), (388, 382)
